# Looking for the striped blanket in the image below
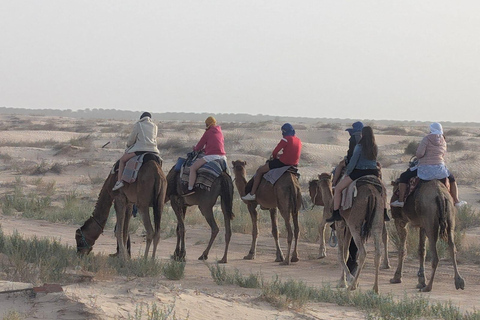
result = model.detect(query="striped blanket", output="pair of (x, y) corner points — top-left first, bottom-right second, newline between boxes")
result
(181, 158), (228, 191)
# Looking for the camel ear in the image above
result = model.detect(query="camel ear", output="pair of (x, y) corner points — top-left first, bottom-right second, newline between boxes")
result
(244, 161), (247, 165)
(232, 161), (235, 166)
(391, 180), (396, 186)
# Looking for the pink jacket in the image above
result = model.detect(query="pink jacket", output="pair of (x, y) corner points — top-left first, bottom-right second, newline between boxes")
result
(194, 125), (226, 156)
(416, 134), (446, 165)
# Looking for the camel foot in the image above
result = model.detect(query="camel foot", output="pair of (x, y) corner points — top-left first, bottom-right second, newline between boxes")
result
(420, 285), (431, 292)
(109, 252), (119, 257)
(317, 253), (326, 259)
(390, 278), (402, 284)
(455, 276), (465, 290)
(337, 281), (347, 289)
(275, 256), (284, 263)
(218, 258), (227, 264)
(290, 256), (299, 263)
(416, 283), (427, 290)
(348, 284), (357, 291)
(381, 263), (391, 270)
(198, 254), (208, 261)
(243, 253), (255, 260)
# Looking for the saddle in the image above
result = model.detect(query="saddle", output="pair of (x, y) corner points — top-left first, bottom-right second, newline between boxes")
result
(179, 152), (228, 191)
(341, 175), (384, 211)
(263, 166), (299, 185)
(394, 176), (449, 203)
(111, 153), (162, 184)
(244, 166), (299, 195)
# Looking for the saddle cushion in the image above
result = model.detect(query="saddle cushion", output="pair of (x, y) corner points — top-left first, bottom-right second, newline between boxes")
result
(180, 158), (228, 191)
(111, 153), (162, 184)
(341, 175), (384, 211)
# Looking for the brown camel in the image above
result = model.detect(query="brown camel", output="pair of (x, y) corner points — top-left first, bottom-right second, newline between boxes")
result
(390, 179), (465, 292)
(311, 173), (388, 293)
(309, 173), (390, 270)
(165, 165), (234, 263)
(75, 159), (167, 260)
(232, 160), (301, 265)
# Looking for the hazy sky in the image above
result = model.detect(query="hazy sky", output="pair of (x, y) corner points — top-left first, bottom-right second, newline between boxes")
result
(1, 1), (479, 122)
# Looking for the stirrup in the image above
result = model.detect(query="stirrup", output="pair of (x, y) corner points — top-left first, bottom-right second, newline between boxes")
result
(329, 230), (338, 247)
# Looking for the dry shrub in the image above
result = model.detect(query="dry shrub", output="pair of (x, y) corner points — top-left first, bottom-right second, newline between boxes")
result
(457, 153), (478, 162)
(448, 140), (467, 152)
(444, 128), (463, 136)
(404, 141), (419, 155)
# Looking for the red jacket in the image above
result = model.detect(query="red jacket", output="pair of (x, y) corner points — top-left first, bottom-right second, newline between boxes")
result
(272, 135), (302, 166)
(194, 125), (226, 156)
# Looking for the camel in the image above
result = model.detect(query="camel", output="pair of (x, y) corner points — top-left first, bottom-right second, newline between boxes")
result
(390, 179), (465, 292)
(232, 160), (301, 265)
(165, 165), (234, 263)
(310, 173), (389, 293)
(75, 159), (167, 260)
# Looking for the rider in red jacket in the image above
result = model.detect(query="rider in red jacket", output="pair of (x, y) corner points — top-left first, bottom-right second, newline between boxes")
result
(242, 123), (301, 201)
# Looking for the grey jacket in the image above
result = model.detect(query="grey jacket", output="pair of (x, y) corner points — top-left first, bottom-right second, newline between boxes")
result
(125, 117), (160, 154)
(346, 144), (377, 175)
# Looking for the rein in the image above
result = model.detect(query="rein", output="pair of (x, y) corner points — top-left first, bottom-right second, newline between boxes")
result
(77, 228), (92, 250)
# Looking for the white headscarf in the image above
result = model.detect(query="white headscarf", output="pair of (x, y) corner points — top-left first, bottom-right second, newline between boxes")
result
(429, 122), (443, 135)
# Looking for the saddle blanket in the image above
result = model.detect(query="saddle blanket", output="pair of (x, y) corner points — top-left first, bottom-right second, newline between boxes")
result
(341, 175), (384, 211)
(263, 166), (291, 185)
(181, 158), (228, 191)
(110, 153), (162, 184)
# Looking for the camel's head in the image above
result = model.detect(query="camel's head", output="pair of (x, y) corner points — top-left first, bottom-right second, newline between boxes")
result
(231, 160), (247, 176)
(75, 228), (93, 255)
(308, 173), (333, 206)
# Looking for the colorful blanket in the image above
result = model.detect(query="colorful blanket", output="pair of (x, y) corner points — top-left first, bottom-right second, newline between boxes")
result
(181, 158), (228, 191)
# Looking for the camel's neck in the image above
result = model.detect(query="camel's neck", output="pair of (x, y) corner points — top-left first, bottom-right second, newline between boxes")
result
(82, 174), (115, 242)
(234, 172), (248, 197)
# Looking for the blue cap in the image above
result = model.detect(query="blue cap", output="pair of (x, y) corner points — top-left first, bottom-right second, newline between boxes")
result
(281, 123), (295, 136)
(345, 121), (363, 134)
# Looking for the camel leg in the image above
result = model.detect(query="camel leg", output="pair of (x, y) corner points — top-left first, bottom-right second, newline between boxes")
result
(269, 208), (284, 262)
(381, 222), (390, 269)
(137, 204), (154, 259)
(417, 228), (428, 290)
(421, 228), (440, 292)
(447, 224), (465, 290)
(290, 210), (300, 263)
(372, 220), (383, 293)
(172, 200), (186, 261)
(390, 218), (408, 284)
(244, 203), (259, 260)
(317, 207), (328, 259)
(349, 230), (367, 291)
(280, 211), (293, 266)
(114, 197), (129, 260)
(335, 221), (351, 288)
(198, 205), (219, 261)
(218, 206), (232, 264)
(123, 204), (133, 257)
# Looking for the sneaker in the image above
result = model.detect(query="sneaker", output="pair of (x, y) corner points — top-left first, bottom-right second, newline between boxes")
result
(390, 200), (404, 208)
(112, 181), (124, 191)
(455, 200), (467, 208)
(242, 193), (256, 201)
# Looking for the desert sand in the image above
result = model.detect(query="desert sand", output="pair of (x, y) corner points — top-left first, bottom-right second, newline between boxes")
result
(0, 114), (479, 319)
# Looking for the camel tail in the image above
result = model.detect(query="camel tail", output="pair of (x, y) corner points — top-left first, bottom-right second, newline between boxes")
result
(436, 194), (449, 242)
(220, 172), (235, 220)
(361, 191), (377, 241)
(153, 166), (167, 233)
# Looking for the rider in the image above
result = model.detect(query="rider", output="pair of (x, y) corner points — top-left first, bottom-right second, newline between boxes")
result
(391, 122), (467, 208)
(327, 126), (379, 222)
(242, 123), (302, 201)
(332, 121), (364, 187)
(113, 112), (160, 191)
(184, 116), (226, 196)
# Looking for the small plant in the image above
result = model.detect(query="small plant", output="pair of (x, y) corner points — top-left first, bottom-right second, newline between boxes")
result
(162, 260), (186, 280)
(448, 140), (467, 152)
(1, 310), (24, 320)
(404, 141), (419, 155)
(456, 205), (480, 231)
